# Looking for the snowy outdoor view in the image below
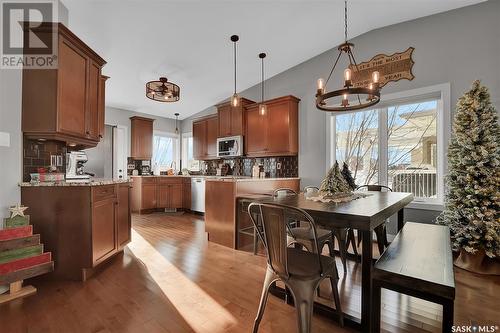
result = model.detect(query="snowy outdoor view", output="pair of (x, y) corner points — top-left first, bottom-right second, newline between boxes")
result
(335, 100), (438, 198)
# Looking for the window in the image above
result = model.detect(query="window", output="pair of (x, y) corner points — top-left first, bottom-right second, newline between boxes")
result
(181, 132), (200, 171)
(152, 131), (179, 170)
(330, 84), (450, 206)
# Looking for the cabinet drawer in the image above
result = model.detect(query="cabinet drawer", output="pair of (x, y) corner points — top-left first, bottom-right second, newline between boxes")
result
(158, 177), (183, 184)
(141, 177), (157, 184)
(92, 185), (116, 202)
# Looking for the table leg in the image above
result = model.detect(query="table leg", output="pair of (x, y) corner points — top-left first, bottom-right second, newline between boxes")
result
(397, 208), (405, 231)
(442, 299), (454, 333)
(361, 230), (373, 332)
(372, 280), (381, 332)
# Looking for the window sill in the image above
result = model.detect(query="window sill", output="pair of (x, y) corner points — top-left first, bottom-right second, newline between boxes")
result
(406, 201), (444, 211)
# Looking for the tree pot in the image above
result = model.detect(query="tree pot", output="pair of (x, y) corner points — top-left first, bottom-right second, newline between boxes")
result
(454, 249), (500, 275)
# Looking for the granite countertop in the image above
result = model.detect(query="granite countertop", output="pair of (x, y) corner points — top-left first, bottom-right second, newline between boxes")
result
(205, 177), (300, 182)
(19, 178), (132, 187)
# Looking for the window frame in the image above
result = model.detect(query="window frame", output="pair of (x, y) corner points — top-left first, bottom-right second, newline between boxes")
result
(152, 130), (180, 169)
(328, 83), (451, 209)
(181, 131), (200, 172)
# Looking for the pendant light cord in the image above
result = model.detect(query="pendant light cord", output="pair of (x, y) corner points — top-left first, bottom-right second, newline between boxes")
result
(344, 0), (348, 42)
(261, 57), (265, 103)
(234, 40), (237, 94)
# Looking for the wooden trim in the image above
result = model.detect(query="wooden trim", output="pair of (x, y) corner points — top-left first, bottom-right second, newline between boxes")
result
(244, 95), (301, 108)
(130, 116), (155, 122)
(192, 114), (218, 124)
(215, 98), (255, 108)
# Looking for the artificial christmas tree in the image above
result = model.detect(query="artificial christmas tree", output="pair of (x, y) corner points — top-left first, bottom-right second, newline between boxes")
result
(341, 162), (357, 191)
(437, 80), (500, 274)
(320, 161), (351, 194)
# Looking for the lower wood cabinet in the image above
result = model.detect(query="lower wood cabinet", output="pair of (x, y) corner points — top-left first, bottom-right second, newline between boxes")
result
(21, 182), (131, 281)
(131, 176), (191, 213)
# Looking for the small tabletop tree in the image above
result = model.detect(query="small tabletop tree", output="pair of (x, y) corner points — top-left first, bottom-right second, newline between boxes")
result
(437, 81), (500, 265)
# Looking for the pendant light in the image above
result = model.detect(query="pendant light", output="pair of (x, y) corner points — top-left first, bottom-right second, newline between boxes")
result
(315, 0), (381, 112)
(230, 35), (240, 107)
(258, 53), (267, 115)
(174, 113), (179, 134)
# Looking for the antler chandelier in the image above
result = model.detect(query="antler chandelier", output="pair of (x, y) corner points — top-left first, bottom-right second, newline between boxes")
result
(146, 77), (180, 102)
(316, 0), (380, 112)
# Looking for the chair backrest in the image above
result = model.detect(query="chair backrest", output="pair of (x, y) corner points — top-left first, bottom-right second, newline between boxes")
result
(248, 202), (323, 278)
(273, 188), (297, 197)
(356, 184), (393, 192)
(303, 186), (320, 195)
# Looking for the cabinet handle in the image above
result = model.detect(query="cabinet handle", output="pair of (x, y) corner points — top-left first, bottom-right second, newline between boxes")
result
(86, 131), (90, 135)
(99, 134), (103, 138)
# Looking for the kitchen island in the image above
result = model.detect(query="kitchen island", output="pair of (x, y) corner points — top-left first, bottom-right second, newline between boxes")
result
(205, 177), (300, 248)
(20, 179), (131, 281)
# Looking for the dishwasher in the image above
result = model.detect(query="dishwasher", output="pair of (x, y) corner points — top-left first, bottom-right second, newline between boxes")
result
(191, 177), (206, 213)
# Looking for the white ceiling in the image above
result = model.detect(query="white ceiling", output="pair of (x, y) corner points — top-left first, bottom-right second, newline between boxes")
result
(61, 0), (483, 120)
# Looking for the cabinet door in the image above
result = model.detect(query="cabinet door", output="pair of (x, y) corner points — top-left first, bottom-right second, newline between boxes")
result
(183, 180), (191, 210)
(245, 108), (268, 155)
(267, 102), (290, 154)
(193, 120), (207, 159)
(170, 184), (183, 209)
(92, 197), (117, 265)
(131, 119), (154, 159)
(218, 104), (231, 137)
(116, 184), (131, 249)
(206, 117), (218, 158)
(58, 37), (88, 137)
(98, 76), (108, 139)
(86, 60), (101, 140)
(230, 105), (244, 136)
(157, 184), (169, 208)
(141, 183), (157, 209)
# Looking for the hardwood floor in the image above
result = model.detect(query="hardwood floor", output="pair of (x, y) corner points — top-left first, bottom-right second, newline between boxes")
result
(0, 212), (498, 332)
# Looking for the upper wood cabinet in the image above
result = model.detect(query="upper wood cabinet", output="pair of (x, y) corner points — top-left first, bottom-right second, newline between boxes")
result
(22, 23), (107, 148)
(130, 116), (154, 160)
(98, 76), (109, 140)
(216, 98), (254, 137)
(192, 115), (218, 160)
(245, 96), (300, 157)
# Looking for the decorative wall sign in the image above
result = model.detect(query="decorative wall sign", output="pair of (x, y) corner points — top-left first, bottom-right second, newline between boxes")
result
(349, 47), (415, 88)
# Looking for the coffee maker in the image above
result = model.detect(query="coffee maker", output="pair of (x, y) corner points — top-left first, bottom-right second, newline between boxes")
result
(66, 151), (90, 182)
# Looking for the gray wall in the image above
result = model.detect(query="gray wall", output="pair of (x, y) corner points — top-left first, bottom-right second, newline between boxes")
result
(85, 125), (113, 178)
(0, 2), (69, 219)
(181, 0), (500, 224)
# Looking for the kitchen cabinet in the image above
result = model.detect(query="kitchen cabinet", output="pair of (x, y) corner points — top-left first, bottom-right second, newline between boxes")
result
(98, 76), (109, 140)
(22, 23), (106, 148)
(20, 182), (131, 281)
(130, 116), (154, 160)
(216, 98), (254, 137)
(245, 95), (299, 157)
(192, 115), (218, 160)
(130, 176), (190, 213)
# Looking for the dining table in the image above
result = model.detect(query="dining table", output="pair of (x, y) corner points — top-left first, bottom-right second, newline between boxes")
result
(253, 190), (414, 332)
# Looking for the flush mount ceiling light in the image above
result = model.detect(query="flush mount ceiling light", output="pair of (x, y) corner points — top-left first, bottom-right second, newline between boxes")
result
(146, 77), (180, 102)
(316, 0), (381, 112)
(230, 35), (240, 107)
(258, 52), (267, 116)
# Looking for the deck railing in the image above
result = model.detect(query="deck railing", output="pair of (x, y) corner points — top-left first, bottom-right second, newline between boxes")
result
(390, 169), (437, 198)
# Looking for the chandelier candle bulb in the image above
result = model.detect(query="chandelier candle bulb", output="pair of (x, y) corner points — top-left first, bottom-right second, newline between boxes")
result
(344, 68), (352, 87)
(317, 78), (325, 95)
(342, 93), (349, 107)
(372, 71), (380, 83)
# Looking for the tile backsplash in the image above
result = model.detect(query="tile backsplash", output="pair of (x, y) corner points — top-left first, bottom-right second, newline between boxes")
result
(23, 138), (67, 182)
(202, 156), (298, 178)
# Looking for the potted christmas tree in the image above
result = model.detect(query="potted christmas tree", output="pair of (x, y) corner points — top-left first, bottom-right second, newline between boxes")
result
(437, 80), (499, 275)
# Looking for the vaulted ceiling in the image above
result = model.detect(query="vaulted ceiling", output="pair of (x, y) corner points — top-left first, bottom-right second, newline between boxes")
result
(61, 0), (484, 119)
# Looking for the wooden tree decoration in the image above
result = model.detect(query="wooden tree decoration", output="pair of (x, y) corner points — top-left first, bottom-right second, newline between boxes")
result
(0, 205), (54, 304)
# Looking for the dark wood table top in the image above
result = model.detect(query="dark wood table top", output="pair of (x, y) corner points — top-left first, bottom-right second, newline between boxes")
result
(374, 222), (455, 298)
(246, 191), (413, 230)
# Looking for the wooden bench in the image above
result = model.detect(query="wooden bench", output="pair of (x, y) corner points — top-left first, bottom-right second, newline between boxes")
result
(372, 222), (455, 332)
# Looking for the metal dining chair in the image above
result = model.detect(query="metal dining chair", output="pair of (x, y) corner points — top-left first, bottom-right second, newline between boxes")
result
(248, 202), (344, 333)
(351, 184), (392, 255)
(302, 186), (349, 274)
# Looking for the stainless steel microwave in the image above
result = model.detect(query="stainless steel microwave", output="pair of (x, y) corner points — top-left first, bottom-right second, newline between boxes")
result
(217, 135), (243, 157)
